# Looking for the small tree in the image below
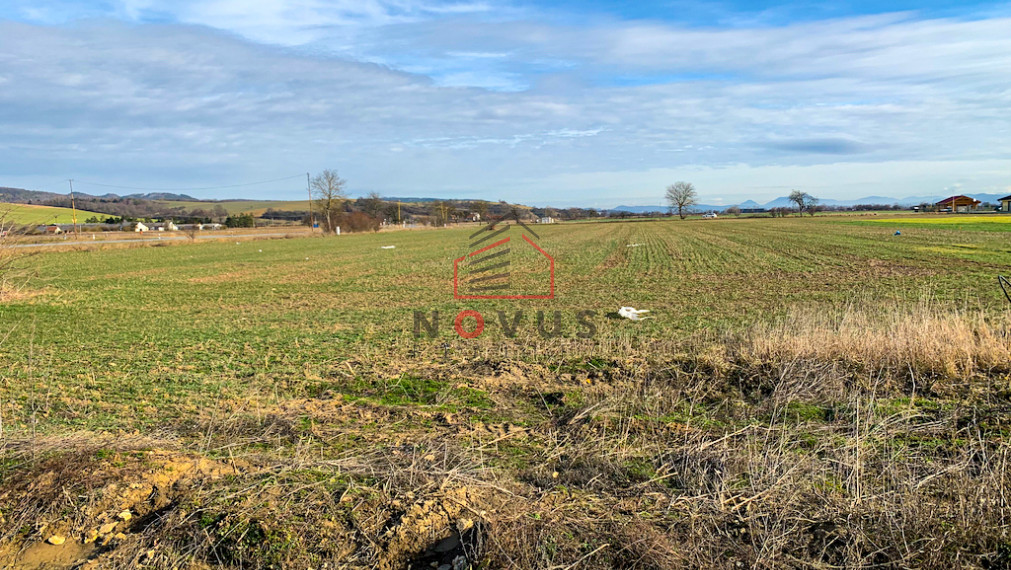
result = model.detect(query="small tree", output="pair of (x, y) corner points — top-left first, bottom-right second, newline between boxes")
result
(430, 202), (444, 227)
(665, 181), (698, 220)
(225, 213), (255, 228)
(360, 191), (384, 219)
(310, 169), (348, 234)
(472, 201), (489, 221)
(788, 190), (819, 216)
(725, 206), (741, 217)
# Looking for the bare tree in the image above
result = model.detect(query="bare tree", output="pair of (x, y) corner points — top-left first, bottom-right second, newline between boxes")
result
(788, 190), (819, 216)
(310, 170), (347, 233)
(665, 181), (698, 220)
(360, 191), (384, 219)
(472, 201), (489, 221)
(430, 201), (457, 227)
(725, 205), (742, 216)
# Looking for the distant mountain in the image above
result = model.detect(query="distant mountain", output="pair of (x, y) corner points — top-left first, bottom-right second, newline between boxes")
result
(849, 195), (899, 204)
(610, 191), (1007, 213)
(611, 203), (734, 213)
(0, 187), (62, 203)
(765, 193), (1009, 209)
(382, 196), (479, 204)
(611, 205), (668, 213)
(0, 187), (120, 202)
(123, 192), (197, 201)
(969, 193), (1007, 203)
(760, 196), (796, 209)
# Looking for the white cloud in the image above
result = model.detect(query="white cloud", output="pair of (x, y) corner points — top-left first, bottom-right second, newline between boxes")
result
(113, 0), (499, 46)
(524, 159), (1011, 207)
(0, 5), (1008, 206)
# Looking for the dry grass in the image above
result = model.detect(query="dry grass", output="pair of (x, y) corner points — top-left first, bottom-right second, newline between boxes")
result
(2, 304), (1010, 569)
(0, 209), (21, 299)
(743, 304), (1011, 382)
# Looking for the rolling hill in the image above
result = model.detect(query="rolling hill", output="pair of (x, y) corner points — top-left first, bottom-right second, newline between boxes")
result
(152, 199), (311, 216)
(1, 203), (110, 225)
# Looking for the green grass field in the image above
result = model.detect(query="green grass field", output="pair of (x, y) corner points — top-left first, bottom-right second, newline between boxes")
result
(2, 216), (1010, 568)
(1, 203), (110, 225)
(155, 199), (312, 216)
(850, 213), (1011, 231)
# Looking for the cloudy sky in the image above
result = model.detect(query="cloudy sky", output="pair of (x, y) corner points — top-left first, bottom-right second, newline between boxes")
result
(1, 0), (1008, 207)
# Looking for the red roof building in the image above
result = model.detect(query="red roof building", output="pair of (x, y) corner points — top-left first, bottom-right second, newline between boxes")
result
(934, 195), (980, 213)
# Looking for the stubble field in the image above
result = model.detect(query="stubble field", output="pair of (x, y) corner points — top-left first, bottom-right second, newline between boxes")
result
(1, 216), (1010, 569)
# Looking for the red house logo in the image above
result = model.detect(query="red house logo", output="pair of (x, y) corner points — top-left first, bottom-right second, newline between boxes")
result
(453, 214), (554, 300)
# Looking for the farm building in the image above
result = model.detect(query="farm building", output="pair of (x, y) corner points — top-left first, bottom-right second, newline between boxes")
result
(178, 223), (224, 231)
(935, 195), (981, 213)
(134, 222), (149, 232)
(149, 221), (179, 231)
(999, 195), (1011, 213)
(538, 216), (555, 224)
(43, 225), (63, 234)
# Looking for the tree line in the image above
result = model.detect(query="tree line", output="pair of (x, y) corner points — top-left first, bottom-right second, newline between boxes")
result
(666, 182), (822, 217)
(304, 169), (607, 234)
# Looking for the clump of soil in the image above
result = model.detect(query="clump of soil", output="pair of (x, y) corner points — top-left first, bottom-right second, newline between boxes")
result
(0, 440), (498, 570)
(0, 446), (237, 569)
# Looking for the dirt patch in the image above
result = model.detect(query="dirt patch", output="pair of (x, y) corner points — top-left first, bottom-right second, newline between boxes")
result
(0, 286), (57, 303)
(378, 486), (488, 570)
(0, 446), (238, 569)
(6, 539), (95, 570)
(186, 270), (251, 284)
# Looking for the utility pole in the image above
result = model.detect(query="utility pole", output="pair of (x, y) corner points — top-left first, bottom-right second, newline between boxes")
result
(306, 172), (315, 233)
(398, 201), (402, 225)
(68, 179), (79, 238)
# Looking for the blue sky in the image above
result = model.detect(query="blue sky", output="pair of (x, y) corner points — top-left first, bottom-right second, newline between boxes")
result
(1, 0), (1009, 207)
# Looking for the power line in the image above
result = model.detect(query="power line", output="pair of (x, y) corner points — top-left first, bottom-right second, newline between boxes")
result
(9, 179), (70, 192)
(74, 174), (305, 192)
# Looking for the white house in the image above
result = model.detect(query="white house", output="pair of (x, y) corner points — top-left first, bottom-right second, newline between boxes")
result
(538, 216), (555, 224)
(999, 195), (1011, 213)
(134, 222), (149, 232)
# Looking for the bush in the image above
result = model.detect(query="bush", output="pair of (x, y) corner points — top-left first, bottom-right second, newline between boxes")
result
(328, 212), (380, 233)
(224, 214), (256, 228)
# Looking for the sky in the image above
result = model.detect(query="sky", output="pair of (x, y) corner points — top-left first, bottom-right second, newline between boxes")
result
(0, 0), (1009, 207)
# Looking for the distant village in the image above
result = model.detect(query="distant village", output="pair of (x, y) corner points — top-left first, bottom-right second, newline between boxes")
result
(12, 187), (1011, 237)
(37, 220), (225, 235)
